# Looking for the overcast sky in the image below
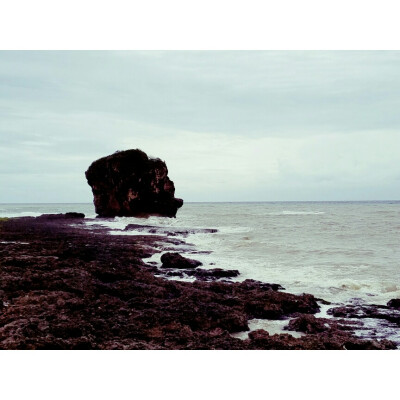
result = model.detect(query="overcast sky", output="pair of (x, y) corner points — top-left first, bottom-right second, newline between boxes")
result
(1, 51), (400, 202)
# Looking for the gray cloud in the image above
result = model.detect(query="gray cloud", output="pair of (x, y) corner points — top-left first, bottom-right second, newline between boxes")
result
(1, 51), (400, 202)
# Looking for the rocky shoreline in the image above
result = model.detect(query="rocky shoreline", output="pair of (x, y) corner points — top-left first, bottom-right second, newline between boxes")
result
(0, 214), (397, 350)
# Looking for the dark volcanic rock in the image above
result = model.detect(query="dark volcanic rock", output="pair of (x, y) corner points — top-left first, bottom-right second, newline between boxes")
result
(285, 314), (365, 336)
(247, 328), (396, 350)
(161, 267), (240, 282)
(65, 212), (85, 219)
(328, 304), (400, 326)
(244, 290), (320, 319)
(388, 299), (400, 309)
(160, 252), (202, 269)
(287, 314), (330, 334)
(162, 267), (240, 282)
(239, 279), (283, 292)
(186, 268), (240, 281)
(36, 213), (85, 220)
(124, 224), (218, 237)
(85, 149), (183, 218)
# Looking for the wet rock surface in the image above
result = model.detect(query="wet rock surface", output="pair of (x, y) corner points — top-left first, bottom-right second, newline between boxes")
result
(186, 268), (240, 280)
(35, 213), (86, 220)
(287, 314), (330, 334)
(160, 268), (240, 282)
(247, 328), (396, 350)
(160, 252), (202, 269)
(124, 224), (217, 237)
(280, 313), (398, 349)
(327, 304), (400, 325)
(85, 149), (183, 218)
(0, 216), (396, 349)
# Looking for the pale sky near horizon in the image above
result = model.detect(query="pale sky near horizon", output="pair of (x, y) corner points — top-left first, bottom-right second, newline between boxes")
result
(1, 51), (400, 202)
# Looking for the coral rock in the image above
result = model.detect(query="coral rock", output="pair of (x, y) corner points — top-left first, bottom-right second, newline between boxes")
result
(160, 252), (202, 269)
(85, 149), (183, 217)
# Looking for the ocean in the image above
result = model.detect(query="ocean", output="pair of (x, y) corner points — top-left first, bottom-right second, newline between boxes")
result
(2, 201), (400, 342)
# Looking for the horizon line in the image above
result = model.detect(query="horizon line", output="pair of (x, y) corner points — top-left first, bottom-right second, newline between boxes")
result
(1, 200), (399, 205)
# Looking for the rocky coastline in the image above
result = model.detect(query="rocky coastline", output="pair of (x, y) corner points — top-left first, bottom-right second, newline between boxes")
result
(0, 214), (397, 350)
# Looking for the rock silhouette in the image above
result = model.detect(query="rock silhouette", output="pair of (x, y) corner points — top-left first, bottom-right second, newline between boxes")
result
(85, 149), (183, 217)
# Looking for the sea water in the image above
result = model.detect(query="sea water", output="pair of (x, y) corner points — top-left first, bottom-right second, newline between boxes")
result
(1, 201), (400, 307)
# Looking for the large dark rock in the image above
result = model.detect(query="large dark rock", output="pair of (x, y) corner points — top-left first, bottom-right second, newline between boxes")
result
(85, 149), (183, 217)
(160, 252), (202, 269)
(388, 299), (400, 309)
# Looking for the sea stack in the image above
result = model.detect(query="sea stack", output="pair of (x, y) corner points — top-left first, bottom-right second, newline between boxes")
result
(85, 149), (183, 217)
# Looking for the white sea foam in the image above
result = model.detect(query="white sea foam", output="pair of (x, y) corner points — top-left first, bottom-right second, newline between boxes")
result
(269, 211), (326, 216)
(1, 211), (43, 218)
(231, 318), (304, 340)
(109, 230), (156, 236)
(0, 241), (30, 245)
(85, 219), (129, 230)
